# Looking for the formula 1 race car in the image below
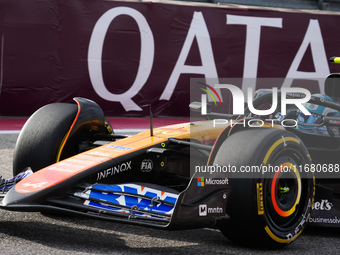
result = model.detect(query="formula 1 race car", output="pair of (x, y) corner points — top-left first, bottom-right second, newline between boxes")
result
(2, 59), (340, 248)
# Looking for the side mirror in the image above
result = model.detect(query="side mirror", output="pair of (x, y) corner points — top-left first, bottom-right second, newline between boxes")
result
(325, 73), (340, 100)
(189, 101), (211, 113)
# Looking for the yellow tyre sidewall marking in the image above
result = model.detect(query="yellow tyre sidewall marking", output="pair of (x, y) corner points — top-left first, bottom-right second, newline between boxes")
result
(263, 137), (300, 165)
(265, 226), (303, 244)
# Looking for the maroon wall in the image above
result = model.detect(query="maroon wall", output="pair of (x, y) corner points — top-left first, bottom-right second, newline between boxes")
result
(0, 0), (340, 117)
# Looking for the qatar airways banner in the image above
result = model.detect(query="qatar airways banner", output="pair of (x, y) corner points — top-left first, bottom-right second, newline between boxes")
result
(0, 0), (340, 116)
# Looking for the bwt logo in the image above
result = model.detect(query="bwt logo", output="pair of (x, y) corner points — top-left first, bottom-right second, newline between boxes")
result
(199, 84), (311, 116)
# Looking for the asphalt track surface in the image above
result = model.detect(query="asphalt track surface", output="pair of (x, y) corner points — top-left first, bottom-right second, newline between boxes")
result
(1, 130), (340, 254)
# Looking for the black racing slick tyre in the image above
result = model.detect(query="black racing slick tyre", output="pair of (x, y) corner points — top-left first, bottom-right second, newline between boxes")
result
(13, 103), (78, 175)
(214, 128), (314, 247)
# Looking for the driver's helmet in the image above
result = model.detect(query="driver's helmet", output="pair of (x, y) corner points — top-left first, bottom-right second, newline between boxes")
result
(297, 94), (339, 130)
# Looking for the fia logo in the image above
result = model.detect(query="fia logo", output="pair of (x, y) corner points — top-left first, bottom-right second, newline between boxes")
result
(141, 159), (153, 172)
(199, 204), (207, 216)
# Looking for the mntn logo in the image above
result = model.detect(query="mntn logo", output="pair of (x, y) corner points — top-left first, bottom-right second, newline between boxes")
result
(197, 177), (205, 187)
(199, 204), (207, 216)
(199, 204), (224, 216)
